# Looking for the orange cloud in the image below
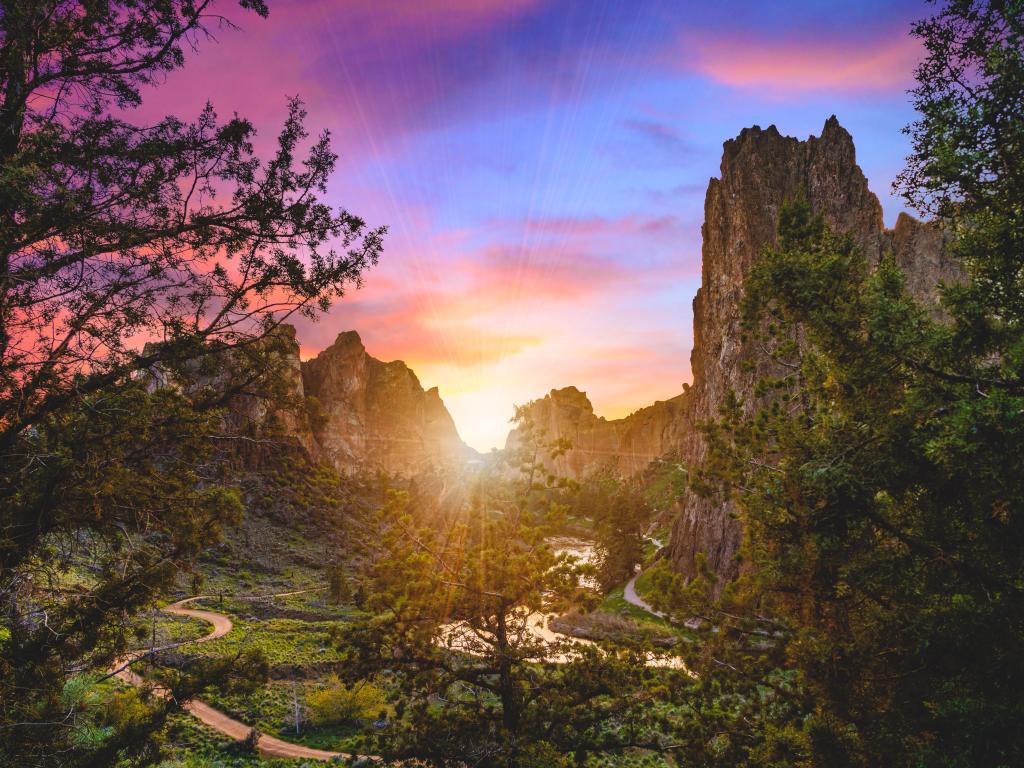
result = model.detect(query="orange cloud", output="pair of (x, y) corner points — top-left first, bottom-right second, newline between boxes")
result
(308, 245), (625, 357)
(681, 32), (921, 93)
(455, 246), (628, 302)
(293, 209), (698, 451)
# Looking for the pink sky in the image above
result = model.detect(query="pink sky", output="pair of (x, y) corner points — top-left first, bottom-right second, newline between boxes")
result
(146, 0), (931, 449)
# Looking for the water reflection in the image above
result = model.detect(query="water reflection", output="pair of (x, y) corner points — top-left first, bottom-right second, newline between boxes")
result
(437, 537), (688, 671)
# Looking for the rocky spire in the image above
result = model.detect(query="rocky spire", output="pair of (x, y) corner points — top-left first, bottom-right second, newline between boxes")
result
(668, 117), (957, 587)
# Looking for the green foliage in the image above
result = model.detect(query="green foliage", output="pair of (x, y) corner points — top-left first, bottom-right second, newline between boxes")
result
(338, 431), (686, 765)
(306, 676), (389, 726)
(1, 381), (246, 766)
(62, 673), (104, 712)
(647, 5), (1024, 765)
(327, 563), (353, 605)
(570, 473), (651, 591)
(675, 188), (1023, 764)
(669, 197), (1024, 763)
(0, 1), (382, 764)
(639, 454), (688, 514)
(898, 0), (1024, 359)
(103, 688), (153, 733)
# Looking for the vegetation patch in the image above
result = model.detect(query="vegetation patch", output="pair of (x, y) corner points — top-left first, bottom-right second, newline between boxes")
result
(549, 608), (676, 647)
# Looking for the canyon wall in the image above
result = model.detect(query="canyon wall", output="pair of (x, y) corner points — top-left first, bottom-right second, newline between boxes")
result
(668, 116), (958, 585)
(505, 386), (687, 479)
(300, 330), (476, 475)
(212, 327), (474, 476)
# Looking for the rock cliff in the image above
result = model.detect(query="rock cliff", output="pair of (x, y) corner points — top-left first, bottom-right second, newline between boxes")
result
(143, 324), (319, 462)
(184, 326), (474, 476)
(668, 117), (959, 585)
(505, 386), (687, 480)
(300, 331), (476, 475)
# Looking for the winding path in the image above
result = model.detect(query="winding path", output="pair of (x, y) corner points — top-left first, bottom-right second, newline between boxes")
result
(116, 593), (362, 762)
(623, 574), (667, 619)
(624, 565), (702, 632)
(622, 534), (669, 620)
(117, 580), (685, 761)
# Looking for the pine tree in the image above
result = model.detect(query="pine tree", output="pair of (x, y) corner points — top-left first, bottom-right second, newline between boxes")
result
(650, 3), (1024, 764)
(0, 3), (384, 764)
(338, 414), (684, 766)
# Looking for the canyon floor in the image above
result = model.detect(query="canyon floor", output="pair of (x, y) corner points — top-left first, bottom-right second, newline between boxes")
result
(112, 512), (686, 767)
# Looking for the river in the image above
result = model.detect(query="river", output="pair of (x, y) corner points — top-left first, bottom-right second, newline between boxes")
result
(439, 536), (687, 669)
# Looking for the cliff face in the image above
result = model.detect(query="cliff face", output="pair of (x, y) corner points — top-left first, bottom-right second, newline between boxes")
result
(668, 117), (959, 585)
(300, 331), (476, 475)
(505, 386), (687, 479)
(218, 324), (318, 457)
(195, 327), (473, 476)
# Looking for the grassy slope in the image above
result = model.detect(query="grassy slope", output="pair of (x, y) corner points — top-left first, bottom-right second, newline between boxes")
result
(601, 584), (671, 630)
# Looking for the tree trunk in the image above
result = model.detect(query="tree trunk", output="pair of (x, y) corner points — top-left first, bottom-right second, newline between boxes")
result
(494, 612), (521, 735)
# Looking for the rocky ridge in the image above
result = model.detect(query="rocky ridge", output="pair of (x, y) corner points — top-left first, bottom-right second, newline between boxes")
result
(668, 116), (958, 585)
(300, 330), (476, 475)
(504, 386), (687, 479)
(213, 327), (475, 476)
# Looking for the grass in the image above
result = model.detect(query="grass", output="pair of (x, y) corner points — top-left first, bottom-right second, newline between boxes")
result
(194, 511), (333, 598)
(131, 611), (209, 648)
(600, 584), (672, 630)
(202, 680), (377, 754)
(195, 593), (361, 622)
(634, 567), (659, 600)
(184, 615), (346, 666)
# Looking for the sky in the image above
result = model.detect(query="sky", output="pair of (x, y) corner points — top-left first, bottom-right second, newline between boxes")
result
(151, 0), (933, 451)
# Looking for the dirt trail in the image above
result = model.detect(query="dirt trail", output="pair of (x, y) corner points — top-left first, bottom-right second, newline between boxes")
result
(119, 584), (684, 760)
(184, 698), (346, 760)
(623, 574), (667, 619)
(116, 592), (373, 762)
(163, 598), (233, 641)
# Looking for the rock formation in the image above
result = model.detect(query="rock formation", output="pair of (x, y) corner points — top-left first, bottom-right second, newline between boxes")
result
(300, 330), (476, 475)
(182, 326), (475, 476)
(505, 386), (687, 480)
(144, 324), (319, 461)
(668, 117), (959, 586)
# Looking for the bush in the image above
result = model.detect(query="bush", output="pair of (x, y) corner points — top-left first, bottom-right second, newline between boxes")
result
(102, 688), (151, 731)
(305, 676), (388, 726)
(326, 563), (351, 604)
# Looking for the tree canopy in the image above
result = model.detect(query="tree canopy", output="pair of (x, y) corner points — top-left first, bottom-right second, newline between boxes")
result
(0, 2), (384, 764)
(648, 2), (1024, 765)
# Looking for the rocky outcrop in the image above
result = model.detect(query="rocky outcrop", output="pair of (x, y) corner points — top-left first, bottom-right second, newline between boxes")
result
(505, 386), (687, 480)
(300, 331), (477, 475)
(668, 117), (959, 586)
(220, 324), (318, 457)
(143, 325), (318, 461)
(171, 326), (475, 476)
